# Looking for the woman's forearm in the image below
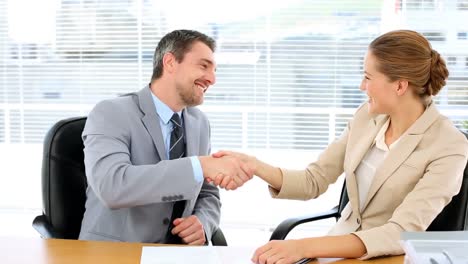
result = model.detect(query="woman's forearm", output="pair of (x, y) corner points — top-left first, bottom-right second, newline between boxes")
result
(300, 234), (367, 259)
(253, 157), (283, 191)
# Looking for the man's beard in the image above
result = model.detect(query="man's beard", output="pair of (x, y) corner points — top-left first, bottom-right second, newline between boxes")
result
(176, 82), (203, 107)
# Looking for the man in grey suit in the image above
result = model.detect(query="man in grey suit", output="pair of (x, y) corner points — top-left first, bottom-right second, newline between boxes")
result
(79, 29), (252, 245)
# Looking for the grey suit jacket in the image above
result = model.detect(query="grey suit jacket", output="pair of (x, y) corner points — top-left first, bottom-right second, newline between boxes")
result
(78, 86), (221, 243)
(270, 102), (468, 259)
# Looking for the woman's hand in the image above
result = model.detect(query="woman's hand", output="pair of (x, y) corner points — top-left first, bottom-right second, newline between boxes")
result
(252, 239), (306, 264)
(212, 150), (258, 175)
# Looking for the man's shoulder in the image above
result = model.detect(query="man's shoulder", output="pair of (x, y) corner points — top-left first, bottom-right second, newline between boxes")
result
(92, 93), (138, 114)
(85, 94), (142, 133)
(185, 106), (208, 120)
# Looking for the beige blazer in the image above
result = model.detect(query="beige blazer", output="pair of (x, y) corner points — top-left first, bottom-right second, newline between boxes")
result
(270, 102), (468, 259)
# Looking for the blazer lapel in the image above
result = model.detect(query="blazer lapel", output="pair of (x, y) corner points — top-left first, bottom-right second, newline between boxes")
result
(361, 102), (440, 211)
(183, 108), (200, 157)
(345, 115), (387, 213)
(347, 118), (385, 173)
(137, 86), (167, 161)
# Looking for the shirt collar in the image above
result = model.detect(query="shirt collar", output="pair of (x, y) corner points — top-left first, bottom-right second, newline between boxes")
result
(151, 93), (182, 124)
(374, 118), (401, 151)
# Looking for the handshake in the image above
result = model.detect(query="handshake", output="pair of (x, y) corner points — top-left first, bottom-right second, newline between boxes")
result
(199, 151), (256, 190)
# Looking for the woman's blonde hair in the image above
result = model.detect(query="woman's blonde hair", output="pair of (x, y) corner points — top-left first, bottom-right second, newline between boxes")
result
(369, 30), (449, 97)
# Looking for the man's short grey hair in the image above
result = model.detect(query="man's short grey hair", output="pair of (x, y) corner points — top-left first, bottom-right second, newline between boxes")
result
(151, 29), (216, 81)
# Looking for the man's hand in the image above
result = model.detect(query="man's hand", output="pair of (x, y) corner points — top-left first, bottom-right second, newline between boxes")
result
(212, 150), (257, 174)
(199, 155), (254, 190)
(210, 150), (257, 189)
(171, 215), (206, 245)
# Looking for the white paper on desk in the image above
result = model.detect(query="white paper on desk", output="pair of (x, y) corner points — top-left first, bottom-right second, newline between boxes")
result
(401, 240), (468, 264)
(141, 246), (255, 264)
(400, 232), (468, 264)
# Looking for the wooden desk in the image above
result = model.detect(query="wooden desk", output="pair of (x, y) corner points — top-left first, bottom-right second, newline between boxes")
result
(1, 237), (404, 264)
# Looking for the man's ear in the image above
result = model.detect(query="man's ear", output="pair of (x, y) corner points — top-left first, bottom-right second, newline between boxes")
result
(396, 80), (409, 96)
(162, 52), (176, 74)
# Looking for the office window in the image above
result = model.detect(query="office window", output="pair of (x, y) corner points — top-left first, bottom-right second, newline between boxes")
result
(1, 0), (468, 242)
(447, 57), (457, 66)
(458, 0), (468, 10)
(458, 32), (468, 40)
(406, 0), (435, 10)
(421, 31), (446, 41)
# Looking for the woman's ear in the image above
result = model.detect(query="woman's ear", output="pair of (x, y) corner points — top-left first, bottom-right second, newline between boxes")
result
(396, 80), (409, 96)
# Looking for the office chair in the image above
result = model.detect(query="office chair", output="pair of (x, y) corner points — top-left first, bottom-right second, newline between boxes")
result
(270, 132), (468, 240)
(32, 116), (227, 246)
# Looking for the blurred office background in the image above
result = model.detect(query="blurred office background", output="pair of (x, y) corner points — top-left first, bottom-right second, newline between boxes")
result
(0, 0), (467, 245)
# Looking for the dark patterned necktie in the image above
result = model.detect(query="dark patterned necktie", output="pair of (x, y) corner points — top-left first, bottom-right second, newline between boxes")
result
(166, 113), (186, 244)
(169, 113), (185, 159)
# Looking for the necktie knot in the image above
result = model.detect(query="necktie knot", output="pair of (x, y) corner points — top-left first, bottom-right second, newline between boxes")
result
(170, 113), (182, 128)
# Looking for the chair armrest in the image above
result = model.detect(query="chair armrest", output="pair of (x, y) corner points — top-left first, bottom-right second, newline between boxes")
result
(32, 215), (61, 239)
(211, 227), (227, 246)
(269, 206), (340, 240)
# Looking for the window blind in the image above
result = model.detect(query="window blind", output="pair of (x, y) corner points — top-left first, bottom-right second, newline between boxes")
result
(1, 0), (467, 225)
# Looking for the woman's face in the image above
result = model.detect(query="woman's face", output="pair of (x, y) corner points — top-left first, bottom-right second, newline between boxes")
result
(360, 51), (399, 115)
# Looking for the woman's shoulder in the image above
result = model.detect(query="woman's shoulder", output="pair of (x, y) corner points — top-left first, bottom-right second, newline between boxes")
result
(429, 114), (468, 150)
(349, 102), (387, 127)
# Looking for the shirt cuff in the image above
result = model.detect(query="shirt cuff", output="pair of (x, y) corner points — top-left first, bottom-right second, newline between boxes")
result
(189, 156), (204, 183)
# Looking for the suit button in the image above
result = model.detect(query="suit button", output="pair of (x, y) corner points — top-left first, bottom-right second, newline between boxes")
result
(357, 218), (361, 225)
(163, 218), (170, 225)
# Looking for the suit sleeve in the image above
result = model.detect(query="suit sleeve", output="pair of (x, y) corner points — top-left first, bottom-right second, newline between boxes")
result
(268, 104), (368, 200)
(269, 127), (348, 200)
(83, 100), (201, 209)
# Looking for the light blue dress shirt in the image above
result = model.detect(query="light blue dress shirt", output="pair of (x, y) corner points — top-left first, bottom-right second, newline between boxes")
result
(151, 93), (203, 183)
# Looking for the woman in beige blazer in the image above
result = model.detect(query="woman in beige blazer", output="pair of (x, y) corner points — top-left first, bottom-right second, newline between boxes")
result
(214, 30), (468, 263)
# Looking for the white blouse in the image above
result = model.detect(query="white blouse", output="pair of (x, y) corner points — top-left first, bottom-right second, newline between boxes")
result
(355, 119), (402, 211)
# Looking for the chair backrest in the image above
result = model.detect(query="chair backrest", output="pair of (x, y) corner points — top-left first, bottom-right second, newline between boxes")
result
(41, 117), (88, 239)
(338, 132), (468, 231)
(427, 132), (468, 231)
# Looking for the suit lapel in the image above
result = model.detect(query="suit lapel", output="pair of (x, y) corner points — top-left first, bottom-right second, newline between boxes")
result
(183, 108), (200, 157)
(345, 115), (387, 213)
(361, 134), (423, 210)
(360, 102), (440, 211)
(137, 86), (167, 161)
(347, 118), (384, 173)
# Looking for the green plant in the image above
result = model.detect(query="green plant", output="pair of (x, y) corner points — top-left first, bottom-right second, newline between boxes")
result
(462, 120), (468, 131)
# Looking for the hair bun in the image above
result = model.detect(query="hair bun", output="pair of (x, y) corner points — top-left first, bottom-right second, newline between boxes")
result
(426, 49), (449, 96)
